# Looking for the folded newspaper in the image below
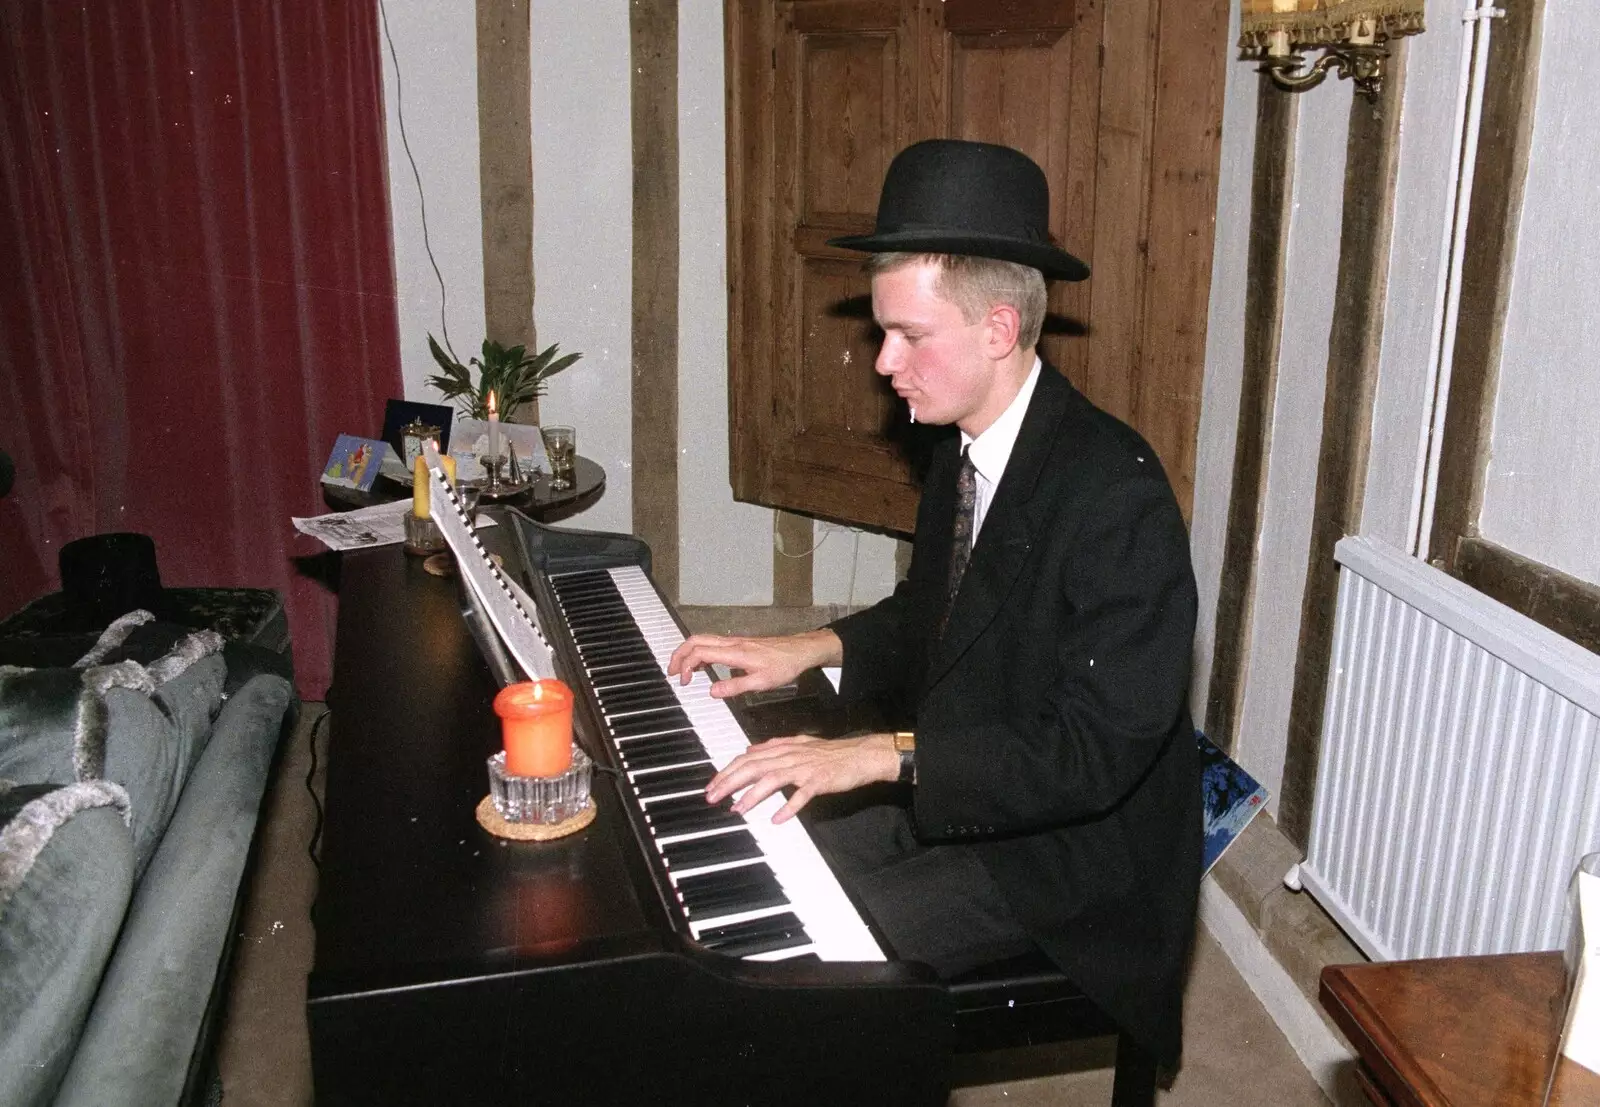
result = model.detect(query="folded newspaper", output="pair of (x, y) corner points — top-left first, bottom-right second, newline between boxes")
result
(292, 498), (495, 552)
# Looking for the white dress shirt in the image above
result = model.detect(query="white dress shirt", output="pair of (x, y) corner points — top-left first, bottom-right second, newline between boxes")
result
(960, 357), (1041, 541)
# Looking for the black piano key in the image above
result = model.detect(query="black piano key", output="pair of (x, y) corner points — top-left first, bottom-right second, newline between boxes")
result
(616, 732), (702, 761)
(593, 671), (661, 690)
(567, 620), (642, 642)
(584, 655), (665, 677)
(620, 743), (707, 772)
(633, 763), (717, 799)
(618, 735), (703, 764)
(589, 662), (666, 686)
(549, 576), (617, 597)
(646, 801), (746, 837)
(660, 829), (763, 869)
(565, 609), (638, 632)
(676, 864), (781, 907)
(642, 791), (728, 818)
(610, 708), (692, 738)
(605, 701), (689, 725)
(695, 911), (806, 948)
(578, 641), (656, 664)
(612, 725), (699, 750)
(681, 884), (789, 922)
(598, 682), (679, 708)
(699, 919), (813, 958)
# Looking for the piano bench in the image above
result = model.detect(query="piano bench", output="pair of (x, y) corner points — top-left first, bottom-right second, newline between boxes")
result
(945, 951), (1157, 1107)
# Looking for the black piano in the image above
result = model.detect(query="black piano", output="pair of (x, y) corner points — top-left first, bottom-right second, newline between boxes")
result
(307, 508), (955, 1105)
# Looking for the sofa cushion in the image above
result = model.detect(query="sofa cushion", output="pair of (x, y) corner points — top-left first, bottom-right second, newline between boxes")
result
(53, 673), (294, 1107)
(0, 622), (227, 877)
(0, 779), (136, 1107)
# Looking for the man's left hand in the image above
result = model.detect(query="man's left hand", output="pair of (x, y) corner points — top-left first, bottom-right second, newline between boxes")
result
(706, 734), (900, 824)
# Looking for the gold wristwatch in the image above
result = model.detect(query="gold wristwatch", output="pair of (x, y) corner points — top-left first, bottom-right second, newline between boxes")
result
(893, 732), (916, 785)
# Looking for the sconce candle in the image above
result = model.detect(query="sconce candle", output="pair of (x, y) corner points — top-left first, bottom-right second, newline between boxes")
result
(494, 679), (574, 778)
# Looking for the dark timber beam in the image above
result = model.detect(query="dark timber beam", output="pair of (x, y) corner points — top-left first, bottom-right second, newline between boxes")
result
(1278, 55), (1405, 849)
(630, 0), (680, 602)
(1204, 77), (1296, 755)
(476, 0), (536, 414)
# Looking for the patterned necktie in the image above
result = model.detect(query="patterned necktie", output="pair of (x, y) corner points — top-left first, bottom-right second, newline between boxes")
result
(938, 448), (977, 639)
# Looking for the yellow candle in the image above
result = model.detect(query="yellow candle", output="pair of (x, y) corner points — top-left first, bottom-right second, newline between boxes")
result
(440, 453), (457, 487)
(494, 680), (574, 777)
(412, 456), (430, 517)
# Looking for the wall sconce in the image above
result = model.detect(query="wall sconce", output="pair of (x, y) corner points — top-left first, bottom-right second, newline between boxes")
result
(1239, 0), (1426, 98)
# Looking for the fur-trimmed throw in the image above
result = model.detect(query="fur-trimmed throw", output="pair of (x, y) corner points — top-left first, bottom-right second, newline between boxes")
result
(0, 625), (225, 782)
(71, 610), (155, 669)
(0, 779), (132, 914)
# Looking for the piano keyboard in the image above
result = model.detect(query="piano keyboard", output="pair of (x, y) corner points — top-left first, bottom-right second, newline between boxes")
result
(547, 566), (884, 964)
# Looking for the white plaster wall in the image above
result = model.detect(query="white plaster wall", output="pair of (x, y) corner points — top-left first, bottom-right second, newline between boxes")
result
(1477, 1), (1600, 587)
(1190, 0), (1255, 732)
(1234, 84), (1351, 811)
(379, 0), (485, 405)
(1361, 0), (1475, 550)
(374, 2), (925, 606)
(529, 1), (633, 536)
(676, 0), (897, 608)
(813, 524), (899, 608)
(677, 0), (772, 605)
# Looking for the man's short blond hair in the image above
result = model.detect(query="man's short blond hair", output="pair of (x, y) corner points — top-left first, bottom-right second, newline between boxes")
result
(867, 252), (1048, 350)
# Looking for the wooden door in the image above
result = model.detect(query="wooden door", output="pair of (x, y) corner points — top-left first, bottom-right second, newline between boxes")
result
(727, 0), (1228, 534)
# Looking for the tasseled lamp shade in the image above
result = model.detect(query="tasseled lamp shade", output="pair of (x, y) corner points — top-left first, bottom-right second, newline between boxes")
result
(1239, 0), (1426, 57)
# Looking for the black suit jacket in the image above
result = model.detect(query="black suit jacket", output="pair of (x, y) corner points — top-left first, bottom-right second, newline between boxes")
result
(830, 364), (1200, 1063)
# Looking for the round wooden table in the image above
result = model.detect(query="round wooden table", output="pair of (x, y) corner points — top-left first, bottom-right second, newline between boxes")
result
(322, 455), (606, 521)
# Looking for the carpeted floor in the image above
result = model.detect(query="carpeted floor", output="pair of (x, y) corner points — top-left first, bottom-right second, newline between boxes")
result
(215, 705), (1334, 1106)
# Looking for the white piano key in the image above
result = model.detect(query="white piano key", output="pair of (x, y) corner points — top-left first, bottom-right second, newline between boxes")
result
(549, 565), (884, 963)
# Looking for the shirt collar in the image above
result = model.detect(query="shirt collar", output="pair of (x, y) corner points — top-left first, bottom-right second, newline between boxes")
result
(960, 357), (1042, 486)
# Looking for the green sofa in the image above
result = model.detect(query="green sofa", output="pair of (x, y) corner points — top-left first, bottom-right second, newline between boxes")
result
(0, 607), (295, 1106)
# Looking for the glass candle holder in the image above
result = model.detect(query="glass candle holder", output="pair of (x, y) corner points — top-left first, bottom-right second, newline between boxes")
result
(493, 679), (574, 777)
(487, 746), (592, 824)
(402, 512), (446, 555)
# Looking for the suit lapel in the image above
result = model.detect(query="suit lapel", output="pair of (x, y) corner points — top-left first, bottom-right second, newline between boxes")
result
(925, 366), (1072, 687)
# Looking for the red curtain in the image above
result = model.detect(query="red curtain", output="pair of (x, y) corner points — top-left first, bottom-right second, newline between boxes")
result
(0, 0), (402, 697)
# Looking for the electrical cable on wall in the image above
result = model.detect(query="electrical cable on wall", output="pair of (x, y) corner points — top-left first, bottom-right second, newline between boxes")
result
(377, 0), (456, 361)
(771, 516), (865, 610)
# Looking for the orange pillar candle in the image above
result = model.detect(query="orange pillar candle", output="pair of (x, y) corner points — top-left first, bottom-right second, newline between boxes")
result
(494, 679), (574, 777)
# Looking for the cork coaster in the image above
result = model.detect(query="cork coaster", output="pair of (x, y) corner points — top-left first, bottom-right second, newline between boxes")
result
(475, 795), (596, 841)
(422, 551), (502, 578)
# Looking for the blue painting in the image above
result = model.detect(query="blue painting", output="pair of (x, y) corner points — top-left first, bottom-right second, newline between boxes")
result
(1198, 731), (1268, 875)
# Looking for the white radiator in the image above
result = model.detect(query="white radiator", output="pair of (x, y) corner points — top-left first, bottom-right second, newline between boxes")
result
(1295, 536), (1600, 961)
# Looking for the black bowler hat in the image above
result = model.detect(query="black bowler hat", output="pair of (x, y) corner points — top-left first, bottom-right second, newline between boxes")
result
(827, 139), (1089, 282)
(58, 532), (169, 631)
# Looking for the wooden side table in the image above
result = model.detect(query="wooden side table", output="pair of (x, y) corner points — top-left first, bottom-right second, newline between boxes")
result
(1320, 952), (1600, 1105)
(321, 453), (605, 520)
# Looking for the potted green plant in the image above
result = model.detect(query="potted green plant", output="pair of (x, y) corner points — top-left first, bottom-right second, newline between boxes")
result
(425, 335), (582, 422)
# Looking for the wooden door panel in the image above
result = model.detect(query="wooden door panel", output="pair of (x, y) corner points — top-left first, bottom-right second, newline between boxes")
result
(797, 257), (897, 456)
(727, 0), (1226, 533)
(936, 0), (1095, 388)
(800, 34), (899, 224)
(772, 0), (918, 518)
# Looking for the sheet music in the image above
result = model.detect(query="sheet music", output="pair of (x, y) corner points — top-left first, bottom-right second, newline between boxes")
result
(421, 442), (556, 681)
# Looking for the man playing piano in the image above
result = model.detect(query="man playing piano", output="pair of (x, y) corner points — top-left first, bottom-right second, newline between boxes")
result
(667, 139), (1200, 1071)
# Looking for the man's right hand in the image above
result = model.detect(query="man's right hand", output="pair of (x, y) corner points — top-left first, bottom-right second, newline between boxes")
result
(665, 629), (843, 699)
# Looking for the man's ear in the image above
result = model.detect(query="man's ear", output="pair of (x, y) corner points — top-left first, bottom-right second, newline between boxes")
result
(983, 302), (1022, 359)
